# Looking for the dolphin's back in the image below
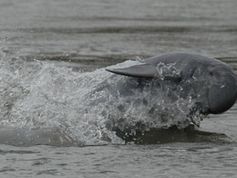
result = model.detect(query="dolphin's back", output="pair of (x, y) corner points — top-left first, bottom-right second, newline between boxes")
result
(106, 53), (233, 80)
(145, 53), (217, 65)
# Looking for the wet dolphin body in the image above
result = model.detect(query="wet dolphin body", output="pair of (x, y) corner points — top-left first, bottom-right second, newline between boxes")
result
(106, 53), (237, 115)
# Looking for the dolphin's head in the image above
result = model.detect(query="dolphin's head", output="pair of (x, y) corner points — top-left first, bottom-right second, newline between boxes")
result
(106, 54), (237, 115)
(207, 63), (237, 114)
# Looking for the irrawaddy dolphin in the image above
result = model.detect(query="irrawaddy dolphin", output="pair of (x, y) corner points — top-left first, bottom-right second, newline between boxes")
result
(106, 53), (237, 115)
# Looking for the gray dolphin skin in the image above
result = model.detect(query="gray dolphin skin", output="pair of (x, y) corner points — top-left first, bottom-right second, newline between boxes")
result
(106, 53), (237, 114)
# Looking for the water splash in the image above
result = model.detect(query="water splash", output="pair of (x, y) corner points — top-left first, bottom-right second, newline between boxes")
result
(0, 52), (206, 146)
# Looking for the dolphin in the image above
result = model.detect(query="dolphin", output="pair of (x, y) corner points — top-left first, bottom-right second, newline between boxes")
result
(106, 53), (237, 115)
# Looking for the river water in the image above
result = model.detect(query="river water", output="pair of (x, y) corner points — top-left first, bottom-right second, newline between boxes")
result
(0, 0), (237, 177)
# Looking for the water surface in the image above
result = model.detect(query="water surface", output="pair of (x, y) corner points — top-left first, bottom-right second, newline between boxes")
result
(0, 0), (237, 177)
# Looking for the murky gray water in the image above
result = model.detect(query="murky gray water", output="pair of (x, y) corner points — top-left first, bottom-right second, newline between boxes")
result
(0, 0), (237, 177)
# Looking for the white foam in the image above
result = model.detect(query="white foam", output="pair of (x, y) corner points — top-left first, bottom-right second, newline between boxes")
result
(0, 56), (204, 145)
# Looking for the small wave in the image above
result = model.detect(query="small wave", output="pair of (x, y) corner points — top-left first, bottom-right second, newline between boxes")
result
(3, 25), (237, 35)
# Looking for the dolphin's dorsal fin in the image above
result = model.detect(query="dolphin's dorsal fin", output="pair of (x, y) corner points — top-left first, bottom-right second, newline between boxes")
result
(106, 63), (182, 82)
(106, 64), (157, 78)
